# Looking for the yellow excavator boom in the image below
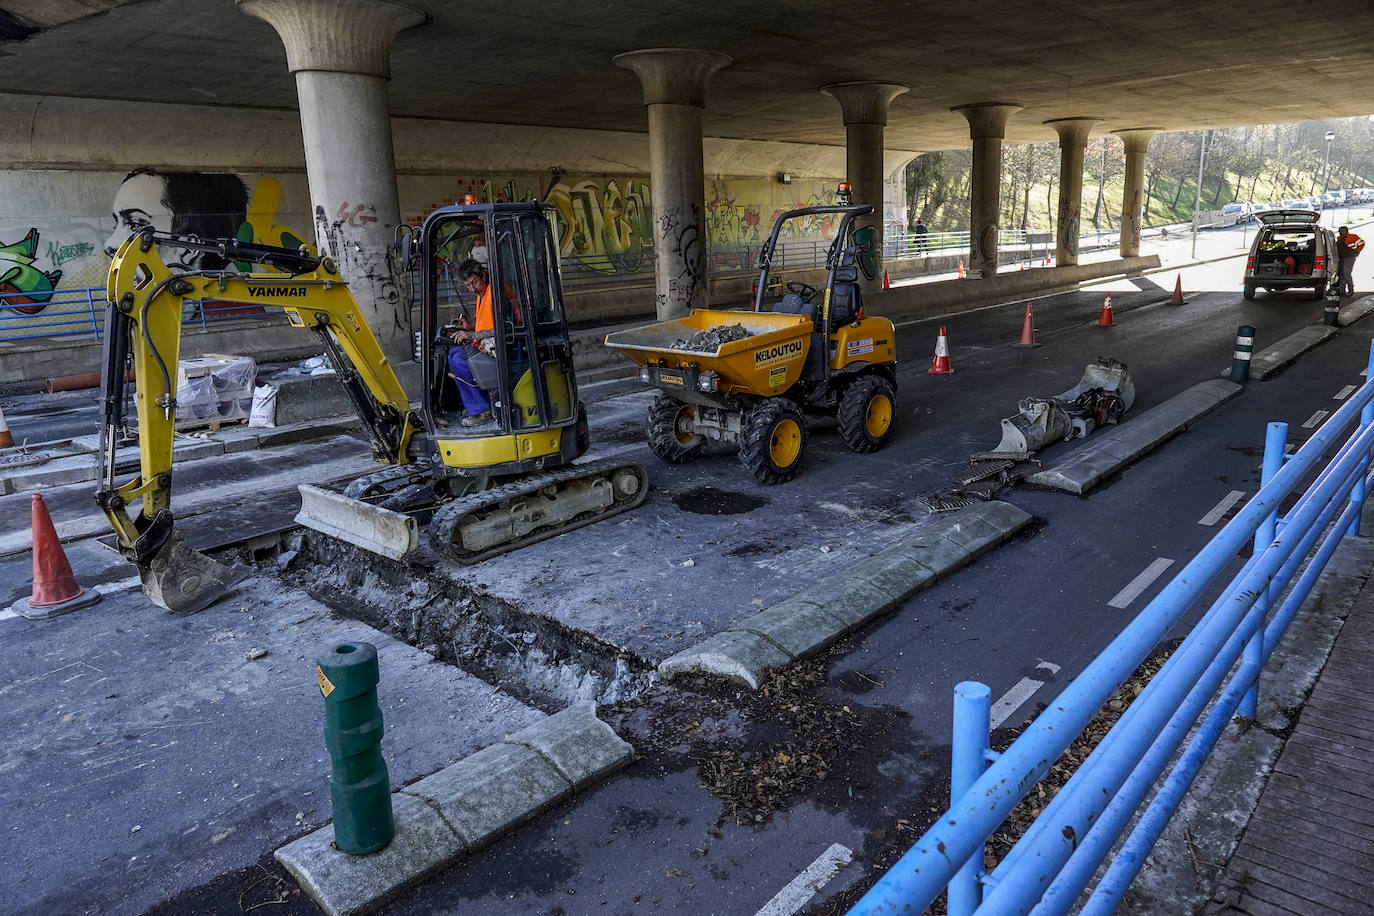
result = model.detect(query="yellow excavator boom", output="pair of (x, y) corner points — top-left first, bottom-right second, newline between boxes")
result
(95, 229), (419, 612)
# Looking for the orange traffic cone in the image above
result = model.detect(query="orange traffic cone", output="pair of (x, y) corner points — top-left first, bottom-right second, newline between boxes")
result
(9, 494), (102, 620)
(882, 268), (891, 290)
(957, 260), (966, 279)
(1012, 303), (1040, 347)
(0, 403), (11, 448)
(1171, 274), (1185, 304)
(1043, 254), (1052, 267)
(928, 326), (954, 375)
(1097, 293), (1115, 327)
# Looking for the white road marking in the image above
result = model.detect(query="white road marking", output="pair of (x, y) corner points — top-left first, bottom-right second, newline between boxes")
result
(990, 660), (1062, 729)
(1198, 490), (1247, 526)
(1302, 410), (1329, 429)
(0, 608), (17, 622)
(1335, 384), (1358, 401)
(753, 843), (854, 916)
(1108, 558), (1175, 609)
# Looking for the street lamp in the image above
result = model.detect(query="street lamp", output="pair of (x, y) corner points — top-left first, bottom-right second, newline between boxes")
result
(1323, 130), (1335, 223)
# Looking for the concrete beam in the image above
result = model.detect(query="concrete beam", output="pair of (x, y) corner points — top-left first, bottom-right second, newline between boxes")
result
(953, 103), (1022, 278)
(1114, 129), (1161, 258)
(614, 49), (732, 319)
(821, 82), (910, 295)
(1045, 117), (1102, 267)
(238, 0), (424, 363)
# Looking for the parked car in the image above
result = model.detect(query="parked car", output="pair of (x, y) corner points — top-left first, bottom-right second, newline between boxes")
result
(1221, 203), (1253, 224)
(1244, 209), (1338, 301)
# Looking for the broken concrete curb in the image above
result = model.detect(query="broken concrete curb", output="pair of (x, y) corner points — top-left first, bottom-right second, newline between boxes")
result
(657, 501), (1034, 689)
(1026, 378), (1242, 495)
(275, 703), (632, 916)
(1249, 325), (1338, 380)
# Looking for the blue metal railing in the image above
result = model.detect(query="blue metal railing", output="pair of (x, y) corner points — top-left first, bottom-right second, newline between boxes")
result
(0, 288), (278, 343)
(850, 341), (1374, 915)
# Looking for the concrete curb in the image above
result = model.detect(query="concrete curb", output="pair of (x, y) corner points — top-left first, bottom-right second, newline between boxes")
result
(1249, 325), (1338, 381)
(275, 702), (633, 916)
(1025, 379), (1243, 495)
(657, 501), (1034, 689)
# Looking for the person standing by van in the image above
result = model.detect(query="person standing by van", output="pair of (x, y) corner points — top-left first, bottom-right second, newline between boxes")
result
(1336, 226), (1365, 296)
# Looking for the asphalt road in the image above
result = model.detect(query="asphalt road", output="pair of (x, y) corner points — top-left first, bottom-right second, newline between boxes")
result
(8, 243), (1370, 915)
(344, 258), (1365, 913)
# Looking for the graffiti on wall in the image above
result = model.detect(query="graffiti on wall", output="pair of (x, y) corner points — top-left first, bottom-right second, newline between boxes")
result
(1, 170), (311, 324)
(0, 230), (63, 314)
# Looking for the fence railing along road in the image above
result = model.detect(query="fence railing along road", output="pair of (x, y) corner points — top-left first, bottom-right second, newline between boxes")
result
(849, 343), (1374, 915)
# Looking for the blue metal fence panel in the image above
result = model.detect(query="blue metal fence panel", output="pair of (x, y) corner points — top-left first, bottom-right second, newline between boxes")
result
(849, 341), (1374, 915)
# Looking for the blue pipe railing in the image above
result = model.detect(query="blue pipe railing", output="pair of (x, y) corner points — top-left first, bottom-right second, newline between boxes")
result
(0, 289), (277, 343)
(849, 340), (1374, 915)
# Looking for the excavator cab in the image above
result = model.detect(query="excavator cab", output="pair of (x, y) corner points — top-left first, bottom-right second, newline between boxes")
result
(417, 204), (588, 475)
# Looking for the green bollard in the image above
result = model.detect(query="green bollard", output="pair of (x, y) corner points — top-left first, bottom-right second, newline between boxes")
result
(316, 642), (394, 854)
(1230, 325), (1255, 382)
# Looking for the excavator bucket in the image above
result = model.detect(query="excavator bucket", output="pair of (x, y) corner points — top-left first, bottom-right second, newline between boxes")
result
(295, 483), (420, 561)
(991, 358), (1136, 457)
(994, 398), (1071, 456)
(140, 528), (251, 614)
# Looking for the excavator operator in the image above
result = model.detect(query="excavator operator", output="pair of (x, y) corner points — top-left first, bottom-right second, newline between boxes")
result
(447, 258), (523, 427)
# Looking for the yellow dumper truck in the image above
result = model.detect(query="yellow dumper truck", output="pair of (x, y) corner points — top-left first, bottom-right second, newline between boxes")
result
(606, 191), (898, 483)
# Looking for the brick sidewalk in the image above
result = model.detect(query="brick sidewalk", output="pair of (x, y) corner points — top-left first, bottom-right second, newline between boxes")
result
(1205, 574), (1374, 915)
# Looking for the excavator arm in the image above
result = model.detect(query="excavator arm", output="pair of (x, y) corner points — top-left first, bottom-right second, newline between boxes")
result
(95, 229), (420, 612)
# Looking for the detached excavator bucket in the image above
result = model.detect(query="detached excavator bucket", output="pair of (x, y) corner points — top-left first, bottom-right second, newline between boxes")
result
(295, 483), (420, 561)
(994, 398), (1072, 456)
(140, 528), (251, 614)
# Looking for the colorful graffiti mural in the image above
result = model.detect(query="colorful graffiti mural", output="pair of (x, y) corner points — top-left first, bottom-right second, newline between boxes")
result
(0, 229), (63, 314)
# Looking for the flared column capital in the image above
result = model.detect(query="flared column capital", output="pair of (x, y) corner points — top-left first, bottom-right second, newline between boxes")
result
(612, 48), (733, 108)
(1112, 128), (1162, 154)
(1044, 117), (1103, 148)
(820, 82), (910, 126)
(237, 0), (424, 78)
(952, 103), (1022, 139)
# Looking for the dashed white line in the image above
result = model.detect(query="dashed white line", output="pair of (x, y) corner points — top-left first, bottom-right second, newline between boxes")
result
(990, 661), (1062, 729)
(1302, 410), (1329, 429)
(1335, 384), (1358, 401)
(753, 842), (854, 916)
(1108, 558), (1175, 609)
(1198, 490), (1247, 526)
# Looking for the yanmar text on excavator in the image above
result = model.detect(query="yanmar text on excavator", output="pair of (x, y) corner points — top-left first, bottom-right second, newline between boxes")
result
(97, 202), (647, 614)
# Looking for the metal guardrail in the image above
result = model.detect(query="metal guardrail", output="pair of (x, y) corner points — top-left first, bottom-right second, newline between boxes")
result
(0, 288), (275, 342)
(850, 341), (1374, 915)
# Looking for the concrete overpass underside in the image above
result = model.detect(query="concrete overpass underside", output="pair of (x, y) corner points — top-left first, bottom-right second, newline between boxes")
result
(3, 0), (1371, 157)
(1, 0), (1371, 374)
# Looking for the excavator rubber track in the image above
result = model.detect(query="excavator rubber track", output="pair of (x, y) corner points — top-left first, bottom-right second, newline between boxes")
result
(428, 458), (649, 565)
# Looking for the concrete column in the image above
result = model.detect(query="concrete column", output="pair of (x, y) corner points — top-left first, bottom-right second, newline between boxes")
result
(952, 103), (1022, 278)
(614, 49), (732, 319)
(237, 0), (423, 361)
(820, 82), (909, 294)
(1113, 129), (1160, 258)
(1045, 118), (1101, 267)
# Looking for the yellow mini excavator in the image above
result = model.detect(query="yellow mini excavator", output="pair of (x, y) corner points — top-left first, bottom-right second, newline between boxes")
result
(97, 202), (647, 613)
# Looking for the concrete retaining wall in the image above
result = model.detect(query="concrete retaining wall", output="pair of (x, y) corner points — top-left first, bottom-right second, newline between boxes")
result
(868, 255), (1161, 323)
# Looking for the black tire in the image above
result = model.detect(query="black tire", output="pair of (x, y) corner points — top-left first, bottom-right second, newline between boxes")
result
(739, 398), (806, 484)
(647, 393), (705, 463)
(1242, 283), (1256, 301)
(837, 375), (897, 453)
(1314, 282), (1327, 300)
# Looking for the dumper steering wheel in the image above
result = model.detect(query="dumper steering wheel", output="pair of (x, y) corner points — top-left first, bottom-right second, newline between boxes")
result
(786, 280), (818, 301)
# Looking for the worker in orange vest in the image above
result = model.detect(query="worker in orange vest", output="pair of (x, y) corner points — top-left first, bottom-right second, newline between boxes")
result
(1336, 226), (1365, 296)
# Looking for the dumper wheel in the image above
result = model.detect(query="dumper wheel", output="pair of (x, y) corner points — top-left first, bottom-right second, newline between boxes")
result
(647, 393), (705, 463)
(837, 375), (896, 453)
(739, 398), (806, 484)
